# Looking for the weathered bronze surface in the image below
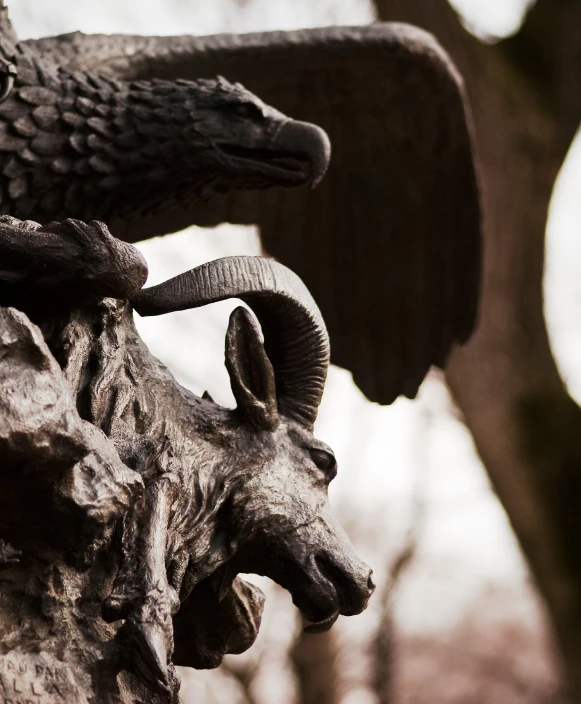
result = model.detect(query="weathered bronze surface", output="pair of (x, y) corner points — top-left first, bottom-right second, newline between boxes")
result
(7, 6), (481, 405)
(0, 1), (481, 701)
(0, 217), (373, 701)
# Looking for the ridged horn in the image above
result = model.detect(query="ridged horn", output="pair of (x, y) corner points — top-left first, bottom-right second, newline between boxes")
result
(132, 256), (329, 427)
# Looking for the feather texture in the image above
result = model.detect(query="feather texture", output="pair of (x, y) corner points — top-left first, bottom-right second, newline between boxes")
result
(26, 23), (481, 404)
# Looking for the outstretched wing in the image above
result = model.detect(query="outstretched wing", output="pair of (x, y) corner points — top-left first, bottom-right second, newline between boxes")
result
(26, 24), (481, 405)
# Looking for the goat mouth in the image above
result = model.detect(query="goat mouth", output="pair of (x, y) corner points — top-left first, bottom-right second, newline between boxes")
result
(219, 143), (312, 186)
(315, 553), (372, 616)
(303, 611), (339, 634)
(290, 561), (341, 633)
(292, 554), (372, 632)
(293, 589), (340, 634)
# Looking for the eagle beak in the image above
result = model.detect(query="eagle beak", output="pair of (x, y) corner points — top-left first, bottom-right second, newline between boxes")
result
(270, 120), (331, 188)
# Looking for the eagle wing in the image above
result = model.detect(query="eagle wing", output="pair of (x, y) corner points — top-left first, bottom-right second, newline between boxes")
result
(25, 24), (481, 404)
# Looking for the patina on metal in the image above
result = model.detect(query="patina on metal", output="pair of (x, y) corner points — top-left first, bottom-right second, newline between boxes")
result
(0, 216), (374, 702)
(0, 0), (482, 700)
(2, 3), (481, 406)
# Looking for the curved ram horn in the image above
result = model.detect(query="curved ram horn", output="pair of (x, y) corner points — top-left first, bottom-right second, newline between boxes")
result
(132, 256), (330, 427)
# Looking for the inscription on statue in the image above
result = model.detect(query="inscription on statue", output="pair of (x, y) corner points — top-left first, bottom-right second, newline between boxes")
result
(0, 654), (89, 704)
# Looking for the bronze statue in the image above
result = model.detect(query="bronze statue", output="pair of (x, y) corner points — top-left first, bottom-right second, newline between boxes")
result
(0, 0), (481, 700)
(0, 217), (372, 701)
(1, 4), (480, 403)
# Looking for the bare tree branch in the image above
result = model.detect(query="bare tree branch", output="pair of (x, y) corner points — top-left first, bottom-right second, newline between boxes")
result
(371, 0), (484, 83)
(291, 622), (339, 704)
(219, 659), (261, 704)
(374, 406), (430, 703)
(501, 0), (581, 131)
(373, 0), (581, 698)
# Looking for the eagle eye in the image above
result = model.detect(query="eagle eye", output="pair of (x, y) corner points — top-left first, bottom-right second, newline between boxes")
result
(309, 448), (337, 481)
(0, 63), (16, 104)
(231, 102), (264, 120)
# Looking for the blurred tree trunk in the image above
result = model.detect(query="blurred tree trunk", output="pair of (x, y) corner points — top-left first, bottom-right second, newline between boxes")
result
(291, 624), (339, 704)
(374, 543), (415, 703)
(374, 405), (428, 703)
(372, 0), (581, 699)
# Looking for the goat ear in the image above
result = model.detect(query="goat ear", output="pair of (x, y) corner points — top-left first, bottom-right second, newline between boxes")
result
(225, 307), (279, 430)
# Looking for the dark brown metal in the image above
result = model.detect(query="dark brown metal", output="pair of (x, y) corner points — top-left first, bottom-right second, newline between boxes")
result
(0, 29), (330, 228)
(0, 217), (373, 703)
(133, 256), (330, 427)
(0, 0), (483, 700)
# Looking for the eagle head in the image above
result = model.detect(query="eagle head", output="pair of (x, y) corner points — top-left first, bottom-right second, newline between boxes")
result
(0, 50), (330, 238)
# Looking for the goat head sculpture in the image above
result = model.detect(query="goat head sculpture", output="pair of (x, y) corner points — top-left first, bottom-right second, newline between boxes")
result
(0, 217), (374, 701)
(218, 305), (374, 632)
(205, 304), (374, 630)
(0, 216), (374, 697)
(88, 255), (375, 691)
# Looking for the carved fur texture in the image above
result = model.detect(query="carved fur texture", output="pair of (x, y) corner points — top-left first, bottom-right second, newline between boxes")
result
(0, 217), (373, 702)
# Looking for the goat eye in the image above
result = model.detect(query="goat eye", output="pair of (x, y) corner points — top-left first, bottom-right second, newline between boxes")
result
(0, 64), (16, 104)
(310, 449), (337, 481)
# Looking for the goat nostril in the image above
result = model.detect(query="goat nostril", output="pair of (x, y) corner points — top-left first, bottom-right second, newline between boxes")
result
(367, 572), (376, 593)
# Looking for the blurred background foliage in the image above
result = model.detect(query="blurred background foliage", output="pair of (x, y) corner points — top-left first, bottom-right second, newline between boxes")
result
(12, 0), (581, 702)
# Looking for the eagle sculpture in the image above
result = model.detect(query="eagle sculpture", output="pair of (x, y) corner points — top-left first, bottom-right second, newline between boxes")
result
(0, 2), (480, 406)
